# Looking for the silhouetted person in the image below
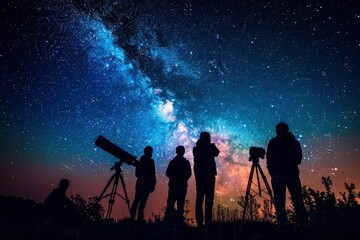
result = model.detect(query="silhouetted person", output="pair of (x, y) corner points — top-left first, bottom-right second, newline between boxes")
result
(266, 122), (308, 230)
(43, 178), (76, 225)
(193, 132), (220, 227)
(130, 146), (156, 221)
(164, 146), (192, 223)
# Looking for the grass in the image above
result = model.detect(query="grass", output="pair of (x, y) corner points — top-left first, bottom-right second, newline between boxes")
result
(1, 186), (359, 240)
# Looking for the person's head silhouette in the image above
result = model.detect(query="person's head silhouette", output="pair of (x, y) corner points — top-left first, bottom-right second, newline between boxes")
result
(144, 146), (153, 158)
(176, 146), (185, 156)
(276, 122), (289, 136)
(58, 178), (70, 192)
(199, 132), (211, 143)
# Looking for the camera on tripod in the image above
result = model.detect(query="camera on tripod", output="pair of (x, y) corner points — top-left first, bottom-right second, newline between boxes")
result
(243, 146), (273, 222)
(248, 146), (266, 163)
(95, 135), (138, 168)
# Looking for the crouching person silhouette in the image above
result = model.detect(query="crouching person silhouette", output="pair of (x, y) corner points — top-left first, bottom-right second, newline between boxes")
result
(164, 146), (192, 224)
(266, 122), (308, 231)
(130, 146), (156, 222)
(43, 178), (78, 226)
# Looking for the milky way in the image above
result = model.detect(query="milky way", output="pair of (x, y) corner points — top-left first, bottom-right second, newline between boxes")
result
(1, 0), (359, 219)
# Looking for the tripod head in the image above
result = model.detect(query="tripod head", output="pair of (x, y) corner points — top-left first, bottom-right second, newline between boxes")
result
(249, 155), (260, 163)
(111, 161), (123, 173)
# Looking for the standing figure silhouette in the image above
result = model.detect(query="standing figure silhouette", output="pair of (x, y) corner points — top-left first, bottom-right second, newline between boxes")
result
(266, 122), (308, 230)
(164, 145), (192, 224)
(130, 146), (156, 221)
(193, 132), (219, 227)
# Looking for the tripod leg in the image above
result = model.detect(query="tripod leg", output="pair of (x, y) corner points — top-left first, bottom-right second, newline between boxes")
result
(255, 164), (262, 197)
(242, 164), (255, 222)
(118, 172), (131, 216)
(106, 173), (120, 219)
(82, 173), (116, 225)
(98, 173), (116, 201)
(257, 166), (274, 202)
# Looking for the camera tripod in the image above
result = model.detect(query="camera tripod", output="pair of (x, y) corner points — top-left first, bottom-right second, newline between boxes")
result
(241, 158), (274, 222)
(97, 161), (131, 219)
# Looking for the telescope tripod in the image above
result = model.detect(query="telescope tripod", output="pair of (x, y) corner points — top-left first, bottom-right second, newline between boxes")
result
(242, 159), (274, 222)
(98, 162), (131, 219)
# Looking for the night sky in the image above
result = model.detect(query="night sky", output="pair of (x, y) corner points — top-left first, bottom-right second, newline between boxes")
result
(1, 0), (359, 220)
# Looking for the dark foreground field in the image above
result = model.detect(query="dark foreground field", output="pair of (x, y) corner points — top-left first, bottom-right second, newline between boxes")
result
(1, 216), (357, 240)
(1, 190), (359, 240)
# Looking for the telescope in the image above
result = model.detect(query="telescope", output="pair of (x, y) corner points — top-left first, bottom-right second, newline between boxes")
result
(94, 135), (138, 167)
(93, 135), (136, 219)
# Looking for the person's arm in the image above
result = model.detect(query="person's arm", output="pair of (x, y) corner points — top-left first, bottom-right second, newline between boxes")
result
(193, 147), (199, 161)
(166, 160), (173, 179)
(186, 161), (192, 179)
(212, 143), (220, 157)
(150, 160), (156, 191)
(266, 140), (273, 163)
(266, 140), (274, 174)
(136, 158), (146, 178)
(64, 196), (75, 209)
(294, 140), (302, 165)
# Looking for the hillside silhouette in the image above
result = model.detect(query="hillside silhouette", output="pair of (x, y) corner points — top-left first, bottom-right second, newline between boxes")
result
(0, 176), (359, 240)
